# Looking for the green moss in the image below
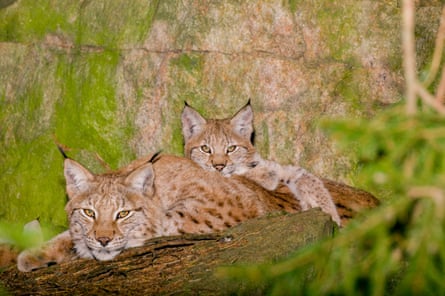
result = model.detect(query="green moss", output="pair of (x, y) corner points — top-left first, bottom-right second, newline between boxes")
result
(0, 47), (137, 229)
(155, 1), (213, 47)
(171, 53), (204, 73)
(0, 0), (160, 47)
(316, 3), (357, 61)
(0, 135), (68, 229)
(167, 53), (208, 122)
(76, 0), (160, 48)
(283, 0), (299, 14)
(257, 121), (270, 158)
(168, 123), (186, 156)
(333, 64), (363, 109)
(54, 51), (133, 169)
(0, 0), (78, 42)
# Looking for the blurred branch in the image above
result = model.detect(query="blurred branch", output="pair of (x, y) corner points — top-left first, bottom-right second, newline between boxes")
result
(415, 81), (445, 114)
(423, 6), (445, 88)
(435, 65), (445, 103)
(408, 186), (445, 219)
(403, 0), (445, 115)
(402, 0), (417, 115)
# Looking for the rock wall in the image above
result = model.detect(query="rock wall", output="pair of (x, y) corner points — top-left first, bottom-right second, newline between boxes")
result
(0, 0), (441, 228)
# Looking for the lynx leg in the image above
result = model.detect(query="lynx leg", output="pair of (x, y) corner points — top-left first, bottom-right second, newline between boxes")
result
(242, 159), (282, 191)
(285, 167), (342, 226)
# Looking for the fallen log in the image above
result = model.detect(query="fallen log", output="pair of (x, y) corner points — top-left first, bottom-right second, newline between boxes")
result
(1, 209), (336, 295)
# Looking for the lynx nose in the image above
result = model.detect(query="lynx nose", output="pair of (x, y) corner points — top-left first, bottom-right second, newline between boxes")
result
(213, 163), (226, 171)
(97, 237), (112, 247)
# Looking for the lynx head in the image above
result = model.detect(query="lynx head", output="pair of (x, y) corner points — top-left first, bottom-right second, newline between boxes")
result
(181, 101), (259, 176)
(63, 158), (158, 261)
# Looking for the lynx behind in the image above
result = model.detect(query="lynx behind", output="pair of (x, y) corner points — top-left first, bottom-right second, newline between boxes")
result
(181, 102), (342, 226)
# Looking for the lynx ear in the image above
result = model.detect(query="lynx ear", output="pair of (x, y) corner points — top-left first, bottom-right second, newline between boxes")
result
(64, 159), (95, 198)
(181, 103), (207, 141)
(125, 163), (155, 196)
(230, 102), (254, 140)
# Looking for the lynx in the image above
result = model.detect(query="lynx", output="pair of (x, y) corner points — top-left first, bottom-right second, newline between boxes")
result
(17, 152), (301, 272)
(181, 101), (342, 226)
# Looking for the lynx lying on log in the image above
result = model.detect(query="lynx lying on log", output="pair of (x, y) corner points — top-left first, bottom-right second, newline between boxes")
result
(17, 152), (303, 272)
(182, 101), (342, 226)
(181, 101), (381, 226)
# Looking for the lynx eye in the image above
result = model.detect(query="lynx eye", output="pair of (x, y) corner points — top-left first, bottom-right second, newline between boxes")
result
(116, 210), (130, 219)
(83, 209), (95, 219)
(200, 145), (211, 154)
(226, 145), (237, 153)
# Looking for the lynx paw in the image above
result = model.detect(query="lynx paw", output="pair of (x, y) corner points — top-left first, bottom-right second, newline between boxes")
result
(17, 249), (57, 272)
(17, 230), (75, 272)
(281, 165), (306, 185)
(282, 166), (342, 226)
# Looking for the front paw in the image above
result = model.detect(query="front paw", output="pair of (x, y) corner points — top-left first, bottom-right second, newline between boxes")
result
(282, 166), (306, 184)
(17, 230), (75, 272)
(17, 248), (57, 272)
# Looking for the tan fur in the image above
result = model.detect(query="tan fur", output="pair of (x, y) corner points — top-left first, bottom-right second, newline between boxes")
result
(181, 102), (342, 226)
(17, 154), (301, 272)
(0, 244), (19, 268)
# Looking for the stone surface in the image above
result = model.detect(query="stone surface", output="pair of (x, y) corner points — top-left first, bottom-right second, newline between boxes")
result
(0, 1), (441, 228)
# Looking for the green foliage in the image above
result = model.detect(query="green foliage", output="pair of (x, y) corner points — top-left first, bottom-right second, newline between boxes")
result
(0, 220), (58, 251)
(219, 106), (445, 295)
(324, 105), (445, 200)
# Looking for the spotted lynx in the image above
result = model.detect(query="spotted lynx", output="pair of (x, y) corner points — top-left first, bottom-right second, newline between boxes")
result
(17, 152), (301, 272)
(181, 102), (342, 226)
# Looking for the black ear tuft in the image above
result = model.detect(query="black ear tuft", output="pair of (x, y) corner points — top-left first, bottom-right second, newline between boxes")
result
(184, 101), (190, 107)
(57, 145), (69, 159)
(149, 150), (162, 164)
